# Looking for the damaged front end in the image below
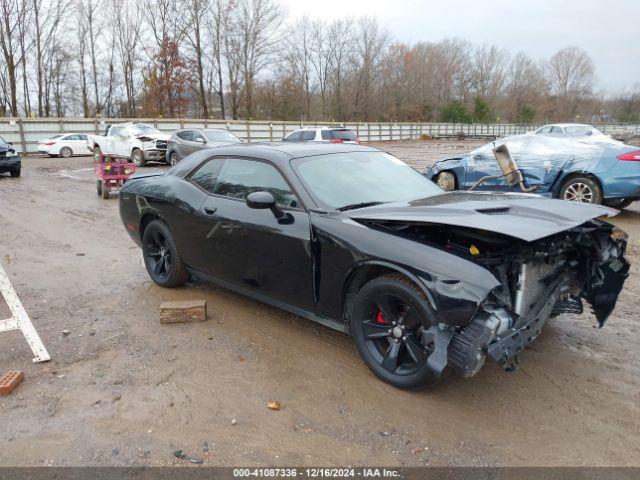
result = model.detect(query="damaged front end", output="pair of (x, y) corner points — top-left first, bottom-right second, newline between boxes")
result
(444, 220), (629, 376)
(360, 215), (629, 378)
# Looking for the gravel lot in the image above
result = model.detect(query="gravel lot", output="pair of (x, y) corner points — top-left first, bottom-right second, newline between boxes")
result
(1, 140), (639, 467)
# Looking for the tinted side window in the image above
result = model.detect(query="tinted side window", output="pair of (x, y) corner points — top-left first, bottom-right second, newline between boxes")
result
(284, 131), (302, 141)
(65, 134), (79, 140)
(300, 131), (316, 140)
(190, 158), (225, 193)
(193, 131), (206, 143)
(78, 134), (87, 140)
(321, 129), (357, 141)
(215, 158), (299, 208)
(177, 130), (193, 141)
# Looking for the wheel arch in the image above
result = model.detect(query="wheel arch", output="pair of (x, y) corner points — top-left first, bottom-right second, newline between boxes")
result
(341, 261), (437, 332)
(432, 169), (458, 190)
(139, 212), (162, 242)
(554, 170), (604, 198)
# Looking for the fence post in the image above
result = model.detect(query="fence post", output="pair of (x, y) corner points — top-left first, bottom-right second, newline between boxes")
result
(269, 123), (273, 141)
(246, 121), (251, 142)
(17, 118), (27, 154)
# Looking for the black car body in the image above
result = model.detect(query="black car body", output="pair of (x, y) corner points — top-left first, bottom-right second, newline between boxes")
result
(119, 143), (629, 388)
(0, 136), (21, 177)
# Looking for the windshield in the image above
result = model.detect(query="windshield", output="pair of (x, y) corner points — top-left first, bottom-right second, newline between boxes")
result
(129, 124), (162, 136)
(292, 152), (442, 209)
(203, 130), (240, 142)
(0, 136), (8, 148)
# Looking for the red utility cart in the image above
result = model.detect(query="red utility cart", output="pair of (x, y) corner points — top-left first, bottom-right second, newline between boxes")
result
(94, 162), (136, 199)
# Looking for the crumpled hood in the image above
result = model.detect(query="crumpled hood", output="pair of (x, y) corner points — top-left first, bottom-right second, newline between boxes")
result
(136, 133), (170, 142)
(346, 191), (618, 242)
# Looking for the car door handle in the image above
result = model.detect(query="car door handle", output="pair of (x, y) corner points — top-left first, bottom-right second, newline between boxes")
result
(203, 206), (217, 215)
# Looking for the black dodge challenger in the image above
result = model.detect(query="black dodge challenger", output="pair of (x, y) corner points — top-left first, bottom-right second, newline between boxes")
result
(119, 143), (630, 389)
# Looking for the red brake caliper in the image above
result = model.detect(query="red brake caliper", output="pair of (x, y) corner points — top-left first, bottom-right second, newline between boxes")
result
(375, 310), (386, 324)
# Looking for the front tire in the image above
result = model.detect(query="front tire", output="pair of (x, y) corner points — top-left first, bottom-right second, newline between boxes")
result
(435, 171), (456, 191)
(10, 166), (21, 178)
(131, 149), (146, 167)
(350, 274), (440, 389)
(168, 151), (179, 166)
(60, 146), (73, 158)
(560, 176), (603, 204)
(142, 220), (189, 287)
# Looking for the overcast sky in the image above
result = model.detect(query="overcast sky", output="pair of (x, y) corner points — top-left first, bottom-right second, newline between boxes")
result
(280, 0), (639, 94)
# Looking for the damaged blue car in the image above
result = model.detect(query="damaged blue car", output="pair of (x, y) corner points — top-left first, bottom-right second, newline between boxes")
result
(424, 135), (640, 208)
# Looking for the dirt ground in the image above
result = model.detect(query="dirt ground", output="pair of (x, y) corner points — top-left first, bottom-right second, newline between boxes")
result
(1, 139), (639, 467)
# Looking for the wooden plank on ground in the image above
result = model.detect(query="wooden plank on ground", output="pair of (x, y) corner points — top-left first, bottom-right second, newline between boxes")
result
(159, 300), (207, 324)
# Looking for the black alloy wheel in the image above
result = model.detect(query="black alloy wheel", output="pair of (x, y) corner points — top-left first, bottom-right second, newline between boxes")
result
(142, 220), (189, 287)
(350, 274), (440, 389)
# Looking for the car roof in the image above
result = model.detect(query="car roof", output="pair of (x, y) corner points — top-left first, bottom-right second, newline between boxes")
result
(541, 123), (595, 128)
(170, 142), (381, 177)
(295, 126), (351, 130)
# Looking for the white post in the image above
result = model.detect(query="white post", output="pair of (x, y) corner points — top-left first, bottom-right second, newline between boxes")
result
(0, 263), (51, 363)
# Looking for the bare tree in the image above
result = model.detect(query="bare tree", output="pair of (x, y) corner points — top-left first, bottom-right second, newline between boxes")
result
(325, 19), (353, 120)
(110, 0), (141, 117)
(31, 0), (69, 116)
(233, 0), (283, 118)
(352, 17), (389, 120)
(0, 0), (30, 116)
(183, 0), (211, 117)
(286, 16), (314, 119)
(547, 46), (594, 118)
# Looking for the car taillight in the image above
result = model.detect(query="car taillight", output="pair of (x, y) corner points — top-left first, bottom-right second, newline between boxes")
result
(617, 151), (640, 161)
(329, 139), (344, 143)
(45, 141), (56, 146)
(355, 139), (361, 144)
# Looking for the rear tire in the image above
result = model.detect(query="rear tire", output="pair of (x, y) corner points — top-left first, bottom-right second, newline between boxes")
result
(10, 166), (21, 178)
(349, 274), (440, 389)
(435, 171), (456, 191)
(142, 220), (190, 287)
(96, 180), (102, 196)
(101, 182), (109, 199)
(560, 176), (603, 205)
(132, 149), (146, 167)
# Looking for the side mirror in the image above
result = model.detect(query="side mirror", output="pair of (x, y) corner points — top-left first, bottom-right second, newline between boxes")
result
(195, 137), (206, 144)
(246, 191), (292, 224)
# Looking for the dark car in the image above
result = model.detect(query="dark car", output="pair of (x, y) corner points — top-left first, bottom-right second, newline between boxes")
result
(0, 136), (21, 177)
(425, 135), (640, 209)
(166, 128), (241, 166)
(119, 143), (629, 389)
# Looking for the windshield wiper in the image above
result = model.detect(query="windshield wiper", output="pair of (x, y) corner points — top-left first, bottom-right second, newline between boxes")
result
(337, 201), (386, 211)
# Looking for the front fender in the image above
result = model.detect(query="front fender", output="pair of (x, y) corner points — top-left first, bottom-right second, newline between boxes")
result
(424, 158), (464, 181)
(311, 214), (500, 327)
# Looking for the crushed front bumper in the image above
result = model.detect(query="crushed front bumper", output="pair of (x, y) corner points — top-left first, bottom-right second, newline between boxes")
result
(143, 149), (167, 160)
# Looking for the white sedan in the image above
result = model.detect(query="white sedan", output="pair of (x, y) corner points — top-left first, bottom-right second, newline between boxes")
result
(38, 133), (92, 157)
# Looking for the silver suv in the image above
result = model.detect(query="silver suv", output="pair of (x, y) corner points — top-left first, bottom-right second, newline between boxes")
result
(167, 128), (241, 165)
(283, 126), (360, 143)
